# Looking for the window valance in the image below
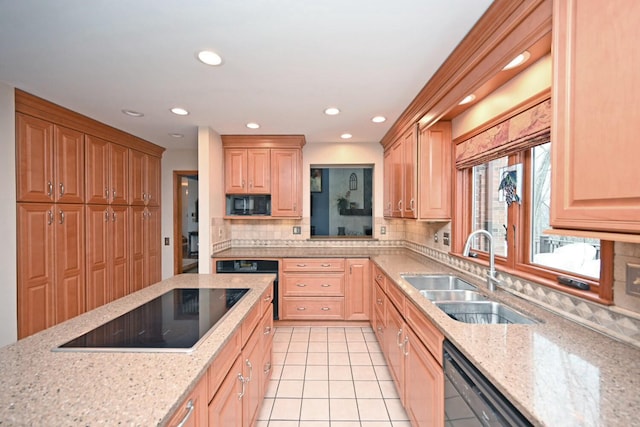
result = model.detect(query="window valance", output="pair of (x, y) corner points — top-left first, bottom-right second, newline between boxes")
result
(455, 98), (551, 169)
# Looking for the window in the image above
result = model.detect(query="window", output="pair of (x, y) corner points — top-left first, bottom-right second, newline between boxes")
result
(455, 102), (612, 303)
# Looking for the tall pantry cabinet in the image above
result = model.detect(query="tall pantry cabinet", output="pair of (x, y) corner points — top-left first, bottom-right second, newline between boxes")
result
(15, 90), (164, 339)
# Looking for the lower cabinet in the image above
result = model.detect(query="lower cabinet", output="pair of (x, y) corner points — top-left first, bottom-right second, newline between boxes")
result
(384, 301), (406, 403)
(208, 356), (243, 426)
(167, 376), (208, 427)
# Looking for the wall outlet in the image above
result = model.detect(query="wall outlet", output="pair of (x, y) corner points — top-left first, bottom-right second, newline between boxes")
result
(293, 226), (301, 235)
(380, 226), (386, 235)
(443, 232), (450, 246)
(434, 232), (438, 243)
(164, 237), (170, 246)
(626, 263), (640, 297)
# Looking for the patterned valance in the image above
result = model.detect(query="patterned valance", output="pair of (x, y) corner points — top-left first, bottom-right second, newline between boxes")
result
(455, 98), (551, 169)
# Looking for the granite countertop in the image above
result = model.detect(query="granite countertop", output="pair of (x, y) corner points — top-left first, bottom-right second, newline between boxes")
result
(215, 247), (640, 426)
(0, 273), (274, 426)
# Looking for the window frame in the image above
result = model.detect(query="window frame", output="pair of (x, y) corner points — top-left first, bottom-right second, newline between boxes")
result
(452, 98), (613, 304)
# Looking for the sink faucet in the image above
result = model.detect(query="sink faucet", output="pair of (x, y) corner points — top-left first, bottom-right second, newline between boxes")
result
(462, 229), (499, 291)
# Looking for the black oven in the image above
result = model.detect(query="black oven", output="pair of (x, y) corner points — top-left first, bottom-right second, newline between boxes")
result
(215, 260), (279, 320)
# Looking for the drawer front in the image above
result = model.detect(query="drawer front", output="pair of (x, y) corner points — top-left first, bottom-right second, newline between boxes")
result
(282, 274), (344, 297)
(373, 283), (386, 318)
(386, 280), (405, 315)
(241, 302), (262, 347)
(283, 258), (345, 272)
(208, 328), (241, 401)
(406, 301), (443, 366)
(373, 263), (386, 289)
(281, 297), (345, 320)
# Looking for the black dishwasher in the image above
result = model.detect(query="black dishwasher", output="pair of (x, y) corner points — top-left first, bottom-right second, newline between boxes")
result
(215, 260), (279, 320)
(444, 340), (532, 426)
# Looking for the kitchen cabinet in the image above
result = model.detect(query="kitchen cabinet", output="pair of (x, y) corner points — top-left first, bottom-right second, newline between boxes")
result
(270, 148), (301, 217)
(551, 0), (640, 234)
(418, 121), (452, 220)
(384, 300), (406, 403)
(130, 149), (160, 207)
(130, 206), (161, 292)
(85, 205), (129, 310)
(383, 150), (393, 217)
(345, 258), (370, 321)
(224, 148), (271, 194)
(209, 356), (244, 426)
(167, 375), (208, 427)
(385, 126), (417, 218)
(17, 203), (85, 338)
(85, 135), (129, 205)
(17, 114), (85, 204)
(280, 258), (345, 320)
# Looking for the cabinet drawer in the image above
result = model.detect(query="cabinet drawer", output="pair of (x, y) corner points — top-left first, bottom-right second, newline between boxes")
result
(386, 280), (405, 314)
(207, 328), (241, 402)
(241, 302), (262, 347)
(282, 274), (344, 297)
(373, 263), (386, 289)
(373, 283), (386, 318)
(283, 258), (345, 272)
(281, 297), (344, 320)
(406, 301), (443, 366)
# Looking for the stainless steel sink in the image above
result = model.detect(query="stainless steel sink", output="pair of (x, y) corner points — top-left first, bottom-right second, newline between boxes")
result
(434, 301), (536, 325)
(401, 274), (476, 291)
(419, 290), (488, 302)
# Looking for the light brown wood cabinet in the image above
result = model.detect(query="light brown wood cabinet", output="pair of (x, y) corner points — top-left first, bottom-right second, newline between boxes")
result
(345, 258), (370, 321)
(383, 150), (393, 217)
(130, 206), (161, 292)
(17, 203), (85, 338)
(270, 148), (301, 217)
(17, 114), (85, 204)
(418, 121), (452, 220)
(224, 148), (271, 194)
(384, 126), (417, 218)
(85, 135), (129, 205)
(167, 376), (208, 427)
(130, 150), (160, 207)
(551, 0), (640, 234)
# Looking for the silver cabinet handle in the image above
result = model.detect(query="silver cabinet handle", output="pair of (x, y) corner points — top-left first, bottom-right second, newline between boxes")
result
(47, 181), (53, 197)
(396, 328), (403, 346)
(142, 192), (147, 203)
(241, 180), (245, 189)
(296, 283), (307, 287)
(263, 326), (271, 335)
(237, 373), (246, 400)
(321, 307), (330, 311)
(296, 263), (307, 267)
(321, 284), (331, 287)
(245, 359), (253, 382)
(112, 189), (116, 200)
(264, 294), (272, 302)
(320, 263), (331, 267)
(112, 211), (117, 222)
(376, 298), (383, 305)
(59, 182), (65, 197)
(249, 180), (253, 189)
(175, 399), (194, 427)
(105, 187), (109, 200)
(104, 210), (109, 222)
(410, 199), (415, 211)
(398, 200), (403, 210)
(403, 336), (409, 356)
(297, 307), (306, 311)
(263, 361), (271, 375)
(377, 326), (383, 333)
(47, 210), (53, 225)
(59, 209), (65, 225)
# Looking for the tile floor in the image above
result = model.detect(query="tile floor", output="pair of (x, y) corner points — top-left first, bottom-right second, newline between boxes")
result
(255, 326), (411, 427)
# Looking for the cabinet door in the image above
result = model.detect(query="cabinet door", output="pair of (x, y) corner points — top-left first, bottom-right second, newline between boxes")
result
(17, 203), (55, 338)
(146, 206), (161, 286)
(130, 206), (146, 292)
(401, 126), (417, 218)
(405, 327), (444, 427)
(146, 155), (160, 206)
(551, 0), (640, 233)
(385, 302), (405, 403)
(271, 149), (300, 217)
(85, 205), (110, 310)
(85, 135), (110, 204)
(225, 149), (247, 193)
(242, 328), (262, 427)
(418, 121), (452, 220)
(110, 205), (129, 301)
(54, 125), (84, 203)
(110, 144), (129, 205)
(260, 305), (274, 394)
(54, 204), (85, 323)
(383, 150), (393, 217)
(129, 149), (146, 205)
(167, 376), (208, 427)
(390, 140), (403, 217)
(345, 259), (370, 321)
(16, 114), (54, 203)
(247, 149), (270, 194)
(209, 356), (244, 427)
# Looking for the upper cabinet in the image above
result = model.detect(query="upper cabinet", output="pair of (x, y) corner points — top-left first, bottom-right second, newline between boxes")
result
(17, 114), (85, 204)
(418, 121), (452, 221)
(130, 150), (160, 207)
(550, 0), (640, 234)
(85, 135), (129, 205)
(384, 126), (417, 219)
(222, 135), (305, 219)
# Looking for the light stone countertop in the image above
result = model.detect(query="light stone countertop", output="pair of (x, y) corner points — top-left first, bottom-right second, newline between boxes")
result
(0, 273), (275, 426)
(215, 247), (640, 426)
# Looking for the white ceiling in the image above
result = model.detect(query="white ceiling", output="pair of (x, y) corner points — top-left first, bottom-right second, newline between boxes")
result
(0, 0), (493, 150)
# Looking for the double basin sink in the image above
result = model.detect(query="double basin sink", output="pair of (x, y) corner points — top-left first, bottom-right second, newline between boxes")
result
(401, 274), (536, 325)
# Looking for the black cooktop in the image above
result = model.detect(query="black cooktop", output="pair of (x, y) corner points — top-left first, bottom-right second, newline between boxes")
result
(57, 288), (249, 352)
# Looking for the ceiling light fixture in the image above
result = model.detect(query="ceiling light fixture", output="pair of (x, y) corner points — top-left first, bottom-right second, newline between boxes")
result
(371, 116), (386, 123)
(121, 109), (144, 117)
(197, 50), (223, 66)
(503, 51), (531, 70)
(324, 107), (340, 116)
(169, 133), (184, 138)
(458, 94), (476, 105)
(246, 122), (260, 129)
(171, 107), (189, 116)
(340, 133), (352, 139)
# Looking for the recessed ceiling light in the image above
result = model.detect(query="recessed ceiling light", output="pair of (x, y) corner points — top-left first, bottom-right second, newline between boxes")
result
(458, 94), (476, 105)
(324, 107), (340, 116)
(197, 50), (223, 66)
(246, 122), (260, 129)
(121, 109), (144, 117)
(503, 51), (531, 70)
(372, 116), (386, 123)
(169, 133), (184, 138)
(340, 133), (352, 139)
(171, 107), (189, 116)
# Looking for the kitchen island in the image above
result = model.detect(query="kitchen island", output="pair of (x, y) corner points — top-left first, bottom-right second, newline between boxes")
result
(0, 273), (274, 426)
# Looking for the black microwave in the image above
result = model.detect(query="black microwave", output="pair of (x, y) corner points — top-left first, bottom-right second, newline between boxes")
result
(227, 195), (270, 215)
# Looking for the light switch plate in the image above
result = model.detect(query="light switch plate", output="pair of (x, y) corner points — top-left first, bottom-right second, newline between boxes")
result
(164, 237), (170, 246)
(443, 232), (450, 246)
(626, 263), (640, 297)
(293, 226), (301, 235)
(434, 232), (438, 243)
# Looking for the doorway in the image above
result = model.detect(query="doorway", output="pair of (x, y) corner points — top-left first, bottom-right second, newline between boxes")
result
(173, 171), (199, 274)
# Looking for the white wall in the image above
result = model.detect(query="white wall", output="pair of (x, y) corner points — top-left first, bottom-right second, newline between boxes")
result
(160, 149), (198, 279)
(0, 83), (17, 346)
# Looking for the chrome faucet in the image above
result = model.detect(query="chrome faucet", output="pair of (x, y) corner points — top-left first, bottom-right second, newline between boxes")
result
(463, 229), (499, 291)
